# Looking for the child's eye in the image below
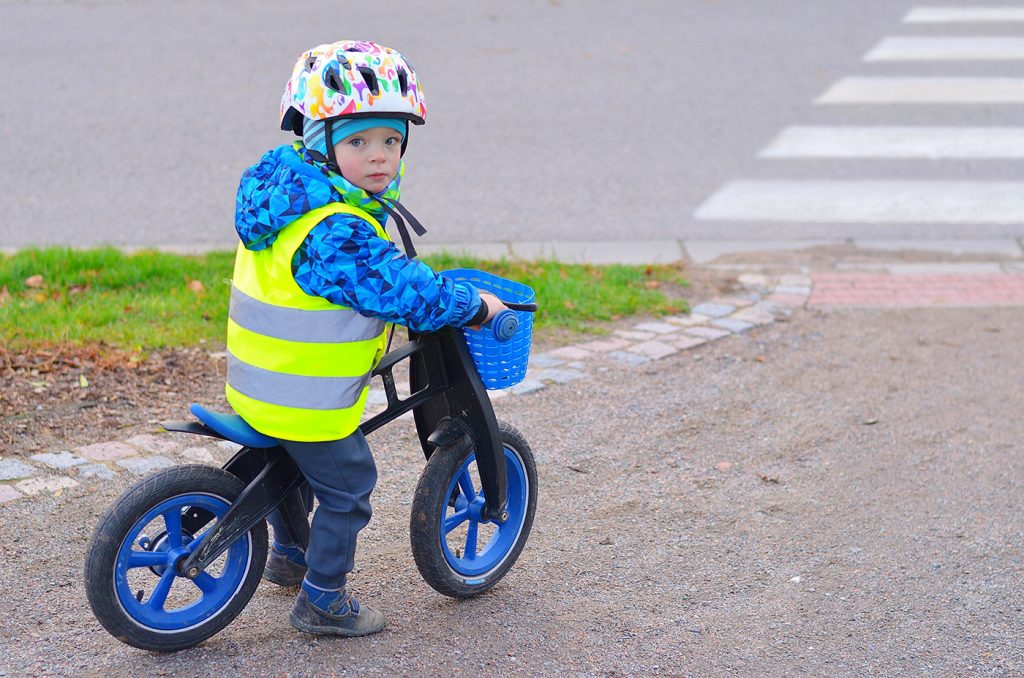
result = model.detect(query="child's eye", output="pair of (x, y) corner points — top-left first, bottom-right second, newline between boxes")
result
(348, 138), (365, 147)
(385, 136), (401, 146)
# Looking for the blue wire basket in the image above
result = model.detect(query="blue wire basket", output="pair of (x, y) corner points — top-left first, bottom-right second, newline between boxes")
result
(445, 268), (535, 390)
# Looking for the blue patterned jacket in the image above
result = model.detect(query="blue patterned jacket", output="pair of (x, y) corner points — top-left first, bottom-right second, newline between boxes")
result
(234, 143), (481, 331)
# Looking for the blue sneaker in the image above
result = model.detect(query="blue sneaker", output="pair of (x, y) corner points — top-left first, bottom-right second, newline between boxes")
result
(263, 542), (308, 587)
(289, 580), (386, 637)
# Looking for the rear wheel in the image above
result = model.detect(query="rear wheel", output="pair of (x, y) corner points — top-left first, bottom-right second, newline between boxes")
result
(410, 420), (537, 598)
(84, 465), (268, 651)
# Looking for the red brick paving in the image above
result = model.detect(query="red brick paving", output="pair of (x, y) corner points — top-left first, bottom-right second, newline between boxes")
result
(810, 273), (1024, 307)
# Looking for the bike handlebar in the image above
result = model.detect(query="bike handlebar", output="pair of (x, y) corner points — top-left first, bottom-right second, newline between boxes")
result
(481, 301), (538, 342)
(502, 301), (537, 313)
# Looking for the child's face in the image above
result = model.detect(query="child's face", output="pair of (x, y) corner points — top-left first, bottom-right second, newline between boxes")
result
(333, 126), (403, 193)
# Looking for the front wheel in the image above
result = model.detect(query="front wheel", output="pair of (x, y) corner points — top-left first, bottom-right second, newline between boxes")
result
(84, 465), (268, 651)
(410, 420), (537, 598)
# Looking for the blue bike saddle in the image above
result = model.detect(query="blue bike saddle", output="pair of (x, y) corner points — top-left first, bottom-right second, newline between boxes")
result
(188, 403), (281, 449)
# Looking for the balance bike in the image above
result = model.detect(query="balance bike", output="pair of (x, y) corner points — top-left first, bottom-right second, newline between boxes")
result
(83, 270), (537, 651)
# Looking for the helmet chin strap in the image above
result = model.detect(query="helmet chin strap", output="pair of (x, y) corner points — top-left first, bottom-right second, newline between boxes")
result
(372, 193), (427, 259)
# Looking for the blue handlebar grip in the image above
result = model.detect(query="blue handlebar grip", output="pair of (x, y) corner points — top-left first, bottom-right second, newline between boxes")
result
(489, 309), (520, 342)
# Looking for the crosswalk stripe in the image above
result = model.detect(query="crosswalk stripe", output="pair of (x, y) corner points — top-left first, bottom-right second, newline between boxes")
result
(816, 77), (1024, 104)
(905, 7), (1024, 23)
(758, 126), (1024, 158)
(866, 37), (1024, 61)
(694, 181), (1024, 224)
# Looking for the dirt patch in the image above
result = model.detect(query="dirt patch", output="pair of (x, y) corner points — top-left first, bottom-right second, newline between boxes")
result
(0, 345), (227, 458)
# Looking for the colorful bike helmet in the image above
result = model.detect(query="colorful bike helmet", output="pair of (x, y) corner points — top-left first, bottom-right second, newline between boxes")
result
(280, 40), (426, 130)
(280, 40), (426, 163)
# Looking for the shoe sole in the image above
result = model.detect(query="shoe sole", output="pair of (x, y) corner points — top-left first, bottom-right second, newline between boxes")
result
(262, 569), (306, 587)
(288, 611), (385, 637)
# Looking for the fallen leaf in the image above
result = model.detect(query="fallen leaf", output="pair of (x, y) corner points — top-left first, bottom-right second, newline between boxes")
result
(24, 274), (44, 288)
(0, 286), (10, 305)
(563, 300), (575, 310)
(758, 473), (780, 484)
(598, 537), (613, 545)
(756, 355), (766, 363)
(863, 418), (879, 426)
(566, 465), (588, 474)
(715, 461), (733, 472)
(188, 280), (205, 293)
(644, 280), (661, 289)
(79, 374), (89, 388)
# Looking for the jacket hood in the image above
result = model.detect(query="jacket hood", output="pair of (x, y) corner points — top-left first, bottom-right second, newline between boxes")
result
(234, 142), (404, 251)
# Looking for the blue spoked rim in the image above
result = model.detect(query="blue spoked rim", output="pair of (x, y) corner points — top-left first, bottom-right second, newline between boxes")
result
(113, 493), (253, 632)
(440, 446), (529, 579)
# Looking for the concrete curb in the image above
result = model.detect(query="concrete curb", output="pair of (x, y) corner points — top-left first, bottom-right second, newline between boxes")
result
(9, 238), (1021, 268)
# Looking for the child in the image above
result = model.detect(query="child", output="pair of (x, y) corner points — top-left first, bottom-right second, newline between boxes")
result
(227, 40), (506, 637)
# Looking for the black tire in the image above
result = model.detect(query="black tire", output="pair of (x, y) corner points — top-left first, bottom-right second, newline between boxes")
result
(84, 464), (268, 651)
(410, 420), (537, 598)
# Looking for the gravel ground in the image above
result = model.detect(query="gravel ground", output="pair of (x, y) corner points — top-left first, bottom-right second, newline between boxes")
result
(1, 306), (1022, 676)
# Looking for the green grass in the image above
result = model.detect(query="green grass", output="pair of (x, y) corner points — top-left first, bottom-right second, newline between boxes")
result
(0, 247), (688, 352)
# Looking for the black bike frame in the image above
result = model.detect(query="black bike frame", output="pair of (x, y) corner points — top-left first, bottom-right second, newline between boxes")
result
(169, 325), (508, 578)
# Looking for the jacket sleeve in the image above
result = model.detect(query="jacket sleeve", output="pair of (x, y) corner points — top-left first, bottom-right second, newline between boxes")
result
(292, 213), (482, 332)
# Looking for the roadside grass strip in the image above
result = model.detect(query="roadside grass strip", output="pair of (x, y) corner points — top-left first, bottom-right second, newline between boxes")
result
(0, 248), (690, 352)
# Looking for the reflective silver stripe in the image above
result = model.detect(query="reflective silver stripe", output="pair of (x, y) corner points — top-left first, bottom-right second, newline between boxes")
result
(226, 354), (370, 410)
(230, 286), (385, 344)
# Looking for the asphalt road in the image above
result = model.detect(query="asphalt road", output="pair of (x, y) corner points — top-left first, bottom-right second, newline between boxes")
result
(2, 305), (1022, 675)
(7, 0), (1004, 251)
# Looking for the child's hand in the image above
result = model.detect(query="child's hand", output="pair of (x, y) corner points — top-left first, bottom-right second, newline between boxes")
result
(470, 292), (509, 330)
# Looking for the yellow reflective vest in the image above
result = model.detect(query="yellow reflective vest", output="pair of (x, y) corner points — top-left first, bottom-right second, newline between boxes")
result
(225, 202), (390, 441)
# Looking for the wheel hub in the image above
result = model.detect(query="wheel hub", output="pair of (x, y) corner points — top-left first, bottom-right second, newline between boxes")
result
(468, 496), (487, 522)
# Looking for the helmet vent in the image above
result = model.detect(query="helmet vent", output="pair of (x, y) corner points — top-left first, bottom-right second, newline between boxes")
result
(357, 66), (380, 95)
(304, 56), (318, 71)
(397, 68), (409, 96)
(324, 68), (345, 93)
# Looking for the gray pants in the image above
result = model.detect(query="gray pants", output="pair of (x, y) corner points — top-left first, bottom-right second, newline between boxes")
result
(265, 430), (377, 590)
